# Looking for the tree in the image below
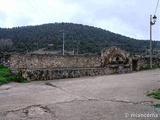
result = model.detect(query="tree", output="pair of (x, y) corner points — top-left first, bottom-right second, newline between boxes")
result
(0, 39), (13, 52)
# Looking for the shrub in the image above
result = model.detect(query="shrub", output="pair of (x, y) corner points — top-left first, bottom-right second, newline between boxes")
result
(140, 65), (157, 71)
(147, 89), (160, 100)
(154, 104), (160, 108)
(0, 64), (29, 85)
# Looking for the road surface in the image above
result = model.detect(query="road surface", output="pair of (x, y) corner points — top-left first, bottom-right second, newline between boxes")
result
(0, 69), (160, 120)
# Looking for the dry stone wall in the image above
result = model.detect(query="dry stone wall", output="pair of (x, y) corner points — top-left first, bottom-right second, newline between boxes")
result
(1, 49), (160, 81)
(9, 52), (132, 81)
(0, 53), (11, 67)
(20, 66), (132, 81)
(10, 53), (101, 69)
(133, 56), (160, 71)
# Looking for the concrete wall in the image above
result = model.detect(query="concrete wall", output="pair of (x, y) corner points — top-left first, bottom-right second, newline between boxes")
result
(10, 53), (101, 69)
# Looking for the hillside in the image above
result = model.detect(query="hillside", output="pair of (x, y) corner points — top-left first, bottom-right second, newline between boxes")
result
(0, 23), (159, 54)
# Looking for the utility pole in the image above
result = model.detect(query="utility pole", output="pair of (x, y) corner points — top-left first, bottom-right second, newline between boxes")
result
(37, 42), (39, 50)
(150, 15), (157, 68)
(73, 49), (75, 55)
(63, 33), (65, 55)
(76, 45), (78, 55)
(150, 15), (152, 69)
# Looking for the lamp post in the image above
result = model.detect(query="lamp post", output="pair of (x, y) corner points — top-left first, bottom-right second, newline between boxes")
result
(63, 33), (65, 55)
(150, 15), (157, 68)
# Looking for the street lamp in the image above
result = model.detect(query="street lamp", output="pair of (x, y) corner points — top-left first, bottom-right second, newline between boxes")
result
(63, 33), (65, 55)
(150, 15), (157, 68)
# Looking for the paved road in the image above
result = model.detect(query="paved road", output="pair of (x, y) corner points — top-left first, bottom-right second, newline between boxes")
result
(0, 69), (160, 120)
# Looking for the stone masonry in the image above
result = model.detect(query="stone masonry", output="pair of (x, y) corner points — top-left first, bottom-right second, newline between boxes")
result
(1, 47), (159, 81)
(10, 54), (101, 69)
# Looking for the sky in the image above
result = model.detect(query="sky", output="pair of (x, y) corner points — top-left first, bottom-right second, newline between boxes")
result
(0, 0), (160, 40)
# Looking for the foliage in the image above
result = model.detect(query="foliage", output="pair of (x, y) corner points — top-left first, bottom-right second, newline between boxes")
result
(153, 104), (160, 108)
(0, 65), (16, 85)
(140, 65), (157, 71)
(0, 65), (29, 85)
(0, 39), (13, 51)
(16, 74), (29, 83)
(0, 23), (160, 54)
(147, 88), (160, 99)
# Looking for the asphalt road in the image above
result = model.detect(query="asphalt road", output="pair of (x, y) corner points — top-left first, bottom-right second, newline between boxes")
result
(0, 69), (160, 120)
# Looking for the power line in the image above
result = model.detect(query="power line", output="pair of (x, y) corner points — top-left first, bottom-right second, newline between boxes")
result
(154, 0), (159, 15)
(25, 0), (51, 23)
(32, 0), (53, 21)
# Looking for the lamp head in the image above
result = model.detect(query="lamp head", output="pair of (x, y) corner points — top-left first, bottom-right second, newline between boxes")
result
(153, 15), (157, 23)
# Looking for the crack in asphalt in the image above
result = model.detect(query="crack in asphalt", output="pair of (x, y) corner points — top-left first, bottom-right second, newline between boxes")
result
(53, 85), (155, 105)
(0, 86), (11, 91)
(0, 97), (156, 120)
(110, 99), (154, 105)
(0, 85), (157, 119)
(2, 99), (153, 114)
(53, 85), (99, 101)
(52, 98), (100, 105)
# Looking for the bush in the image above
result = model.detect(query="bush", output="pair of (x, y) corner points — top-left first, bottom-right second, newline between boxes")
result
(0, 77), (9, 84)
(140, 65), (157, 71)
(147, 89), (160, 99)
(0, 64), (29, 85)
(16, 72), (29, 83)
(154, 104), (160, 108)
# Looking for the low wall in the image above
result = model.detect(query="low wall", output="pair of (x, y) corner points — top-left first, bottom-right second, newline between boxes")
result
(10, 53), (101, 69)
(0, 53), (11, 67)
(133, 56), (160, 71)
(20, 66), (132, 81)
(2, 53), (160, 71)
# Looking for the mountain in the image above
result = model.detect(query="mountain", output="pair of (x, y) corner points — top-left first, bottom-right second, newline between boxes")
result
(0, 22), (159, 54)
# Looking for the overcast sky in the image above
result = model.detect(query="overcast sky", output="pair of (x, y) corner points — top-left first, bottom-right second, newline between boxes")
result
(0, 0), (160, 40)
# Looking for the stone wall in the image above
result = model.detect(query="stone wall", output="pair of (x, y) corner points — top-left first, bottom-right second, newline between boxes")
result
(0, 53), (11, 67)
(101, 46), (130, 67)
(9, 52), (132, 81)
(133, 56), (160, 71)
(10, 53), (101, 69)
(20, 66), (132, 81)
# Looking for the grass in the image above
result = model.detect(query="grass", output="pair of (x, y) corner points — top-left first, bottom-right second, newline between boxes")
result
(0, 65), (16, 85)
(0, 64), (29, 85)
(147, 88), (160, 99)
(140, 65), (157, 71)
(45, 82), (56, 87)
(147, 89), (160, 108)
(153, 104), (160, 108)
